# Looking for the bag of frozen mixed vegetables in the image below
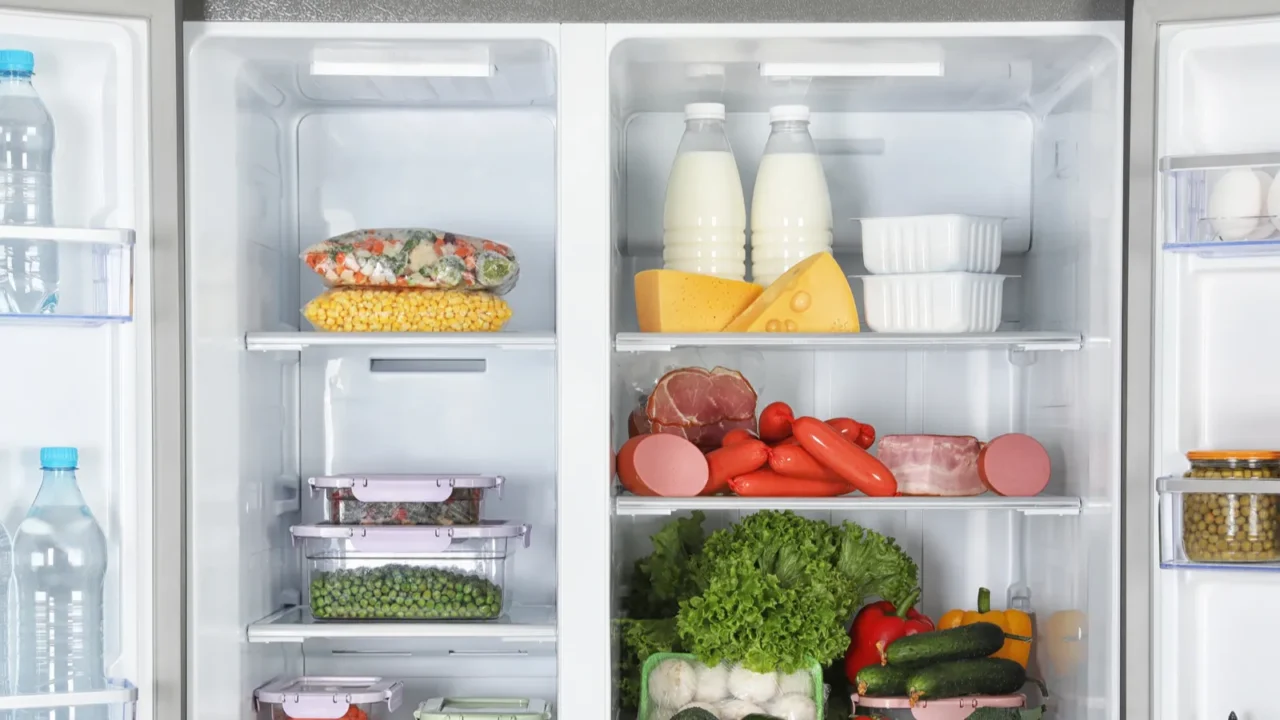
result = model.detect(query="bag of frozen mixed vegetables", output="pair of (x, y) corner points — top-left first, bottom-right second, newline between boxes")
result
(302, 228), (520, 294)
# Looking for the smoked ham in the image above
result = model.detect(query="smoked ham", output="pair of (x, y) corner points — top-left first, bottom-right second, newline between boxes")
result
(637, 366), (759, 450)
(876, 434), (984, 497)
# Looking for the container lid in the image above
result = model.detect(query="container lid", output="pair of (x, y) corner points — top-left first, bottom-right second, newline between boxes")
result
(0, 50), (34, 74)
(291, 521), (532, 552)
(1187, 450), (1280, 461)
(309, 474), (505, 502)
(40, 447), (78, 470)
(684, 102), (725, 121)
(415, 698), (551, 720)
(770, 104), (810, 122)
(255, 677), (403, 719)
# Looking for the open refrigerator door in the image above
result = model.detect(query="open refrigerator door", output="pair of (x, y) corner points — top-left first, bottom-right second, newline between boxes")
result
(0, 1), (181, 720)
(1130, 1), (1280, 718)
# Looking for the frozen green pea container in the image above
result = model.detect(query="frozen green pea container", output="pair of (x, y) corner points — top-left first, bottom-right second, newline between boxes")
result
(414, 698), (551, 720)
(290, 522), (531, 621)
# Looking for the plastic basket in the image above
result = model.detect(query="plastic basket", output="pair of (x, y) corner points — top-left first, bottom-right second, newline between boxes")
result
(637, 652), (824, 720)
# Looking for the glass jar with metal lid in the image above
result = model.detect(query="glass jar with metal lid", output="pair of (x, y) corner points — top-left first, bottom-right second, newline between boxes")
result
(1182, 450), (1280, 563)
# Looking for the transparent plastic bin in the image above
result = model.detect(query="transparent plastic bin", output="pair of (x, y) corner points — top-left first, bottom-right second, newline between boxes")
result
(291, 522), (531, 620)
(308, 474), (504, 526)
(254, 677), (403, 720)
(414, 698), (552, 720)
(0, 226), (133, 324)
(858, 215), (1003, 274)
(1159, 474), (1280, 569)
(1161, 152), (1280, 255)
(852, 693), (1025, 720)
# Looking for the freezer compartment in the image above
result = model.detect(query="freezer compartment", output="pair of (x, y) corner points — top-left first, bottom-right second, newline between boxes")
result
(1158, 477), (1280, 569)
(1161, 152), (1280, 255)
(0, 227), (134, 324)
(254, 677), (403, 720)
(308, 474), (504, 526)
(293, 523), (531, 621)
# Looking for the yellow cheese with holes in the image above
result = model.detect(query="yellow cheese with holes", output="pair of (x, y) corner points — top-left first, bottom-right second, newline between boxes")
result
(635, 270), (764, 332)
(724, 253), (860, 333)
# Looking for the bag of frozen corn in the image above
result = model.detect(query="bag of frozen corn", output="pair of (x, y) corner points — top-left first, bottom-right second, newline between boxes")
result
(303, 288), (513, 333)
(302, 228), (519, 294)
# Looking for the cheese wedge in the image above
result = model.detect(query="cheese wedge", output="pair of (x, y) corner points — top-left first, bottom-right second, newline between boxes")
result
(724, 253), (860, 333)
(635, 270), (763, 332)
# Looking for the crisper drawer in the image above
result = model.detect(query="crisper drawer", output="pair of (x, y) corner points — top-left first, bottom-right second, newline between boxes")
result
(308, 474), (505, 526)
(291, 523), (531, 621)
(254, 677), (403, 720)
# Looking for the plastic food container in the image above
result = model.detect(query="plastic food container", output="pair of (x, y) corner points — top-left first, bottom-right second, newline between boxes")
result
(860, 273), (1009, 333)
(852, 693), (1025, 720)
(1181, 450), (1280, 563)
(637, 652), (824, 720)
(291, 522), (531, 620)
(254, 677), (403, 720)
(859, 215), (1003, 274)
(414, 698), (552, 720)
(308, 474), (504, 526)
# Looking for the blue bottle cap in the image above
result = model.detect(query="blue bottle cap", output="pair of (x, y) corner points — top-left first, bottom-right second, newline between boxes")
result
(39, 447), (78, 470)
(0, 50), (34, 74)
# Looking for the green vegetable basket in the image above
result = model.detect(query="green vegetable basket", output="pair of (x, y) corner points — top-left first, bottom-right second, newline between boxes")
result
(637, 652), (825, 720)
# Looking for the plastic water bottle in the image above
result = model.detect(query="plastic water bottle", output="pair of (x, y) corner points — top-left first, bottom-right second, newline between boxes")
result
(0, 49), (58, 314)
(14, 448), (107, 720)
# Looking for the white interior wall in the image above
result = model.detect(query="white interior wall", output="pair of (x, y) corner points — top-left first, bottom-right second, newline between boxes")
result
(0, 8), (150, 711)
(1154, 18), (1280, 720)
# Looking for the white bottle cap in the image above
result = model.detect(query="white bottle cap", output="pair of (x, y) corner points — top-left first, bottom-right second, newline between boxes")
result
(685, 102), (726, 121)
(769, 104), (811, 122)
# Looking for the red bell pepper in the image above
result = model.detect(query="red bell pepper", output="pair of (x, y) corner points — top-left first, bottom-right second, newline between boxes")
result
(844, 589), (934, 683)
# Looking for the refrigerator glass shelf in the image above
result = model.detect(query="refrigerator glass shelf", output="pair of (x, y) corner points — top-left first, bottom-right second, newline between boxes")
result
(616, 494), (1083, 516)
(0, 679), (137, 712)
(614, 331), (1083, 353)
(0, 225), (135, 325)
(1159, 476), (1280, 570)
(245, 331), (556, 352)
(247, 604), (557, 643)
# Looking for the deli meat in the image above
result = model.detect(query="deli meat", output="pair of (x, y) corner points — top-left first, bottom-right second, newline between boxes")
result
(640, 366), (759, 450)
(876, 434), (984, 496)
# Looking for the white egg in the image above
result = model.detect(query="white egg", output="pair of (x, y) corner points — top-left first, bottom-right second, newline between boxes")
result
(1248, 171), (1277, 239)
(1209, 169), (1266, 241)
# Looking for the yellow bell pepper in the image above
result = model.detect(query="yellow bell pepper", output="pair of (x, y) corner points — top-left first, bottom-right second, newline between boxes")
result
(938, 587), (1033, 668)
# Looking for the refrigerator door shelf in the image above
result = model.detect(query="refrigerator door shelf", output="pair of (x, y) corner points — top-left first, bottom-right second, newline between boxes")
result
(0, 225), (135, 324)
(1162, 150), (1280, 254)
(0, 680), (137, 712)
(1158, 476), (1280, 570)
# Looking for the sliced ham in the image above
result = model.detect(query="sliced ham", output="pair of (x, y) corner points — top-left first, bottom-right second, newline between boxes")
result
(642, 366), (758, 450)
(876, 434), (984, 497)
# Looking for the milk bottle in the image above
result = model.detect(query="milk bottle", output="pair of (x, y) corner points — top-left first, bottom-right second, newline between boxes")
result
(662, 103), (747, 281)
(750, 105), (833, 287)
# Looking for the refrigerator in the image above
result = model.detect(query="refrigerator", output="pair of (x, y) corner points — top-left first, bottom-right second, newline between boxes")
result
(4, 0), (1280, 718)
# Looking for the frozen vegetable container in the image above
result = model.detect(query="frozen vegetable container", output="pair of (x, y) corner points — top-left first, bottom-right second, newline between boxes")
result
(291, 522), (532, 621)
(859, 273), (1010, 333)
(852, 693), (1025, 720)
(308, 474), (504, 526)
(858, 215), (1003, 274)
(254, 677), (403, 720)
(414, 698), (552, 720)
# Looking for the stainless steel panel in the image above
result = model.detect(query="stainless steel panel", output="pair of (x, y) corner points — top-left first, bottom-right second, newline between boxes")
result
(0, 1), (183, 719)
(187, 0), (1122, 22)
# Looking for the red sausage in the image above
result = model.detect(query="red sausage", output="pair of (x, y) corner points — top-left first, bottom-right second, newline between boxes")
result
(758, 402), (796, 443)
(729, 469), (850, 497)
(722, 428), (761, 447)
(827, 417), (876, 450)
(792, 417), (898, 497)
(704, 439), (770, 495)
(769, 444), (845, 483)
(616, 434), (709, 497)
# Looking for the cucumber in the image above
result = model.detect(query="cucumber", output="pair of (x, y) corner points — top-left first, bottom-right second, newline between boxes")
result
(966, 709), (1022, 720)
(884, 622), (1006, 667)
(905, 657), (1027, 701)
(855, 664), (911, 697)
